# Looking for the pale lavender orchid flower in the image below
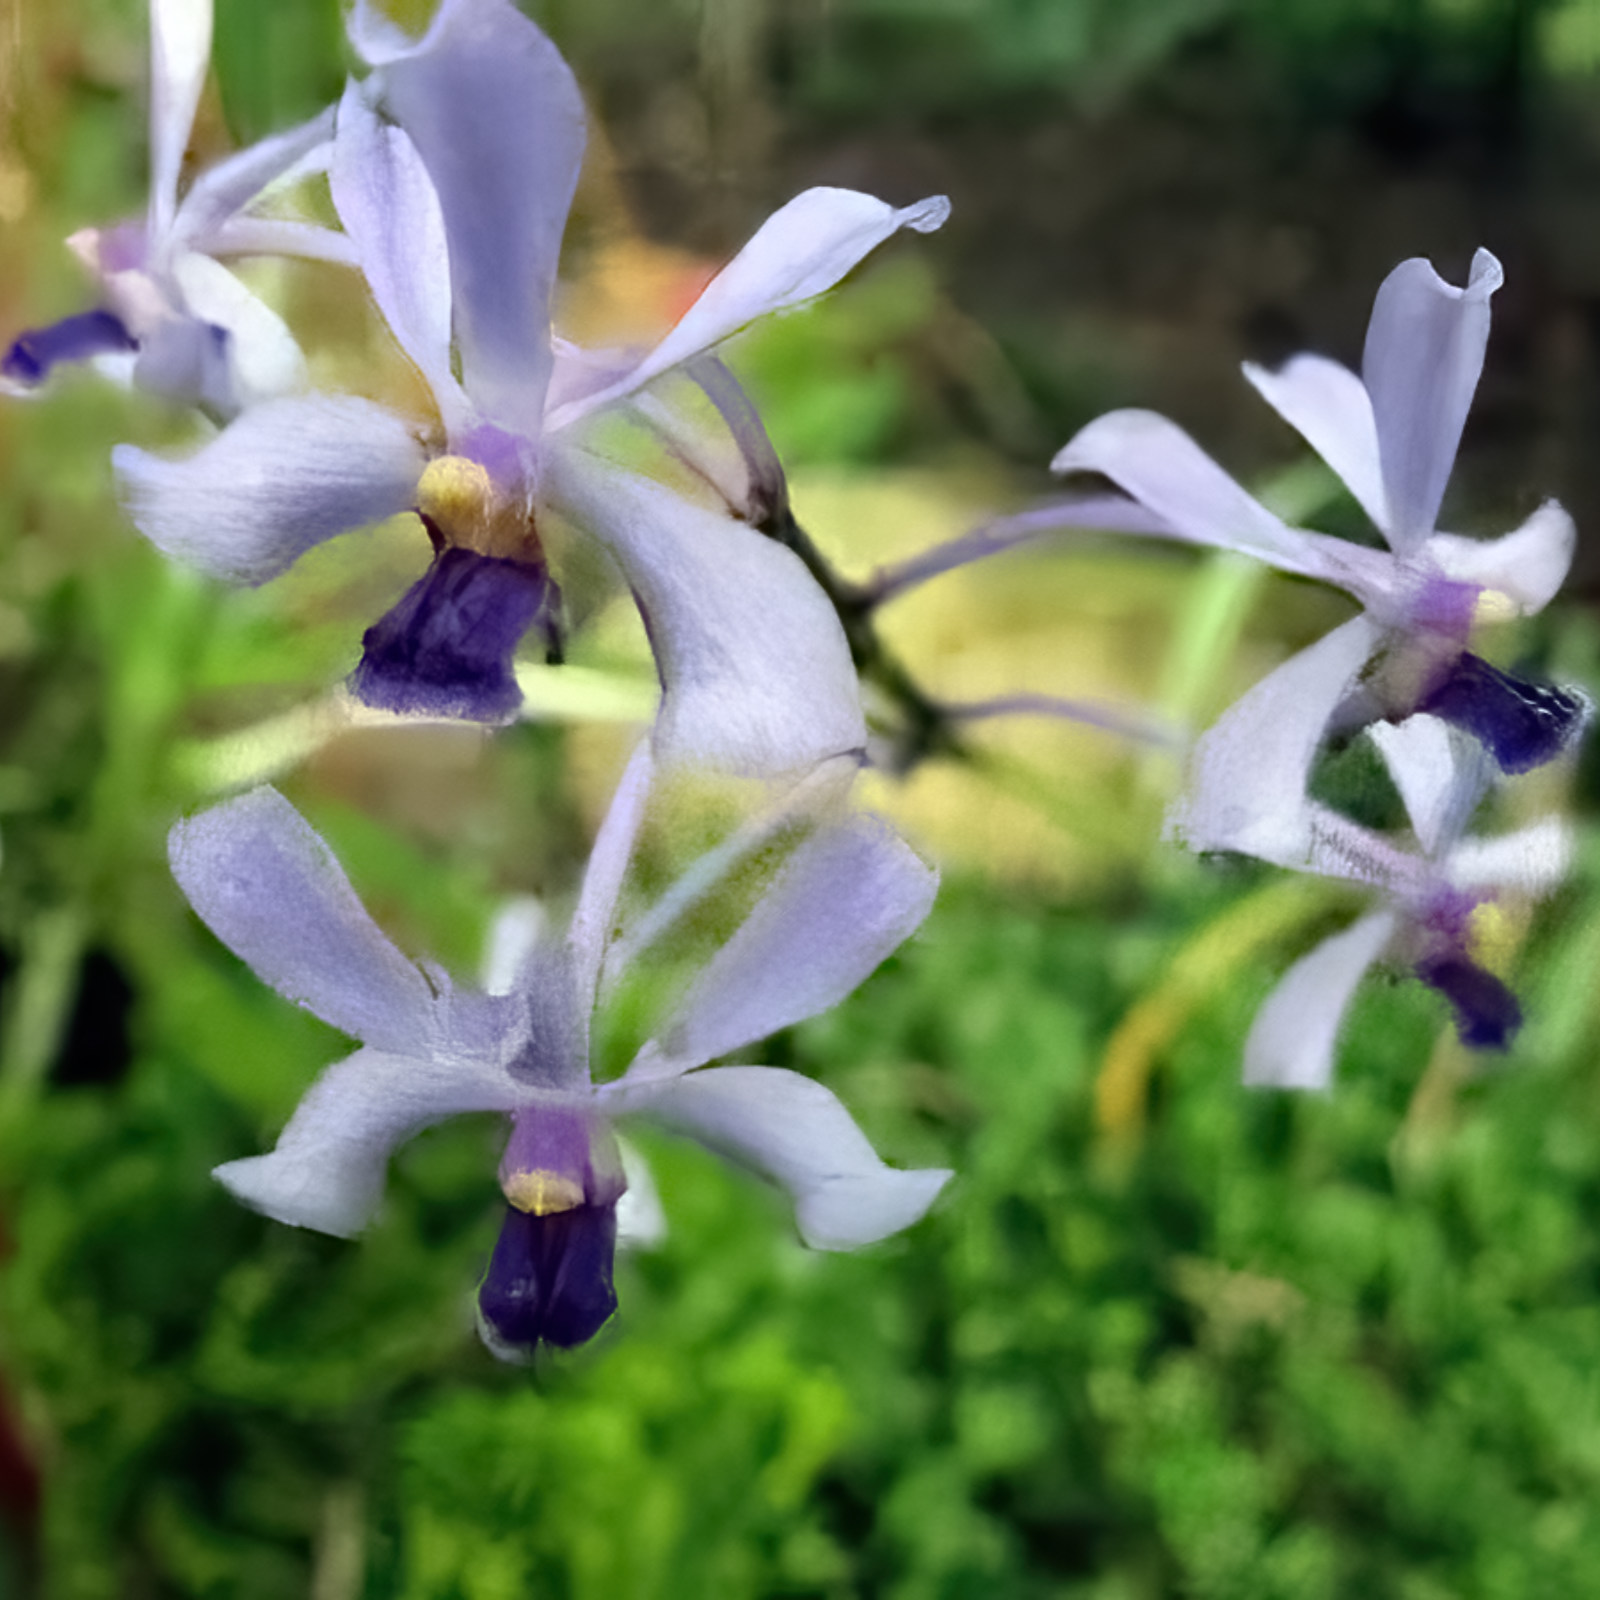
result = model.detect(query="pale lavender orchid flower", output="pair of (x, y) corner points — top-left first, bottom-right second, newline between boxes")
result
(1053, 248), (1586, 778)
(114, 0), (948, 772)
(169, 746), (949, 1360)
(1169, 623), (1569, 1084)
(3, 0), (353, 415)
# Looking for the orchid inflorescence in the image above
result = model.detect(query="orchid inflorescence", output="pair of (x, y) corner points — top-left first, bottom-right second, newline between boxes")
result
(8, 0), (1586, 1359)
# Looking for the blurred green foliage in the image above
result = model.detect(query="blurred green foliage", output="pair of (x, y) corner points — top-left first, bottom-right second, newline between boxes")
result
(3, 0), (1600, 1596)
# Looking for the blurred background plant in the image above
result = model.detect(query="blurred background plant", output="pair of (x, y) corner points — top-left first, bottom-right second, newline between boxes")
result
(4, 0), (1600, 1594)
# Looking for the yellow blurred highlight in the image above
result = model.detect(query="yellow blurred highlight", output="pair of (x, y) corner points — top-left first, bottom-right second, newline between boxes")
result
(1095, 877), (1333, 1145)
(171, 666), (655, 794)
(557, 234), (713, 350)
(0, 153), (32, 223)
(794, 465), (1193, 886)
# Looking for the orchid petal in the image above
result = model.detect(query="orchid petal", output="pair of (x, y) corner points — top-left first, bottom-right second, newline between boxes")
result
(169, 250), (307, 408)
(614, 1136), (668, 1249)
(631, 811), (936, 1078)
(546, 188), (950, 430)
(600, 755), (859, 998)
(354, 0), (585, 436)
(113, 393), (425, 584)
(544, 450), (865, 775)
(1242, 354), (1389, 531)
(1448, 816), (1575, 895)
(200, 218), (359, 267)
(171, 105), (337, 251)
(613, 1066), (949, 1250)
(1368, 714), (1461, 855)
(1242, 911), (1396, 1091)
(1362, 248), (1502, 554)
(1301, 805), (1431, 894)
(1166, 614), (1382, 864)
(215, 1044), (525, 1236)
(567, 739), (655, 1011)
(481, 896), (548, 996)
(331, 82), (471, 433)
(169, 788), (440, 1053)
(148, 0), (213, 245)
(628, 356), (788, 526)
(130, 312), (233, 413)
(1051, 410), (1356, 582)
(1427, 500), (1575, 616)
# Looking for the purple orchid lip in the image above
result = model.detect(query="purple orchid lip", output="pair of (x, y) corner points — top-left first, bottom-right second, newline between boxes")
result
(1416, 651), (1588, 775)
(1414, 951), (1522, 1050)
(348, 543), (557, 722)
(478, 1200), (619, 1352)
(3, 309), (137, 386)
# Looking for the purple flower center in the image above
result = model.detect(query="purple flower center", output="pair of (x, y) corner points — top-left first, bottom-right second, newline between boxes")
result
(2, 310), (136, 386)
(1414, 952), (1522, 1050)
(348, 544), (557, 723)
(1416, 652), (1587, 775)
(478, 1201), (619, 1351)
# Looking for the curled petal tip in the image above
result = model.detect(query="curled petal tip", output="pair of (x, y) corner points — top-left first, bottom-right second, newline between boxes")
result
(212, 1155), (369, 1239)
(903, 195), (951, 232)
(1468, 246), (1505, 295)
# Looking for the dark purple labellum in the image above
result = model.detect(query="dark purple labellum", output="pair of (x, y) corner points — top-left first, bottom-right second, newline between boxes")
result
(2, 310), (136, 386)
(1417, 652), (1587, 775)
(1414, 953), (1522, 1051)
(349, 546), (555, 722)
(478, 1201), (619, 1352)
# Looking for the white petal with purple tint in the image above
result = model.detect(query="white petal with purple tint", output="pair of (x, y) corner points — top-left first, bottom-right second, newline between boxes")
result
(199, 218), (358, 267)
(214, 1044), (527, 1236)
(1427, 500), (1576, 616)
(614, 1136), (668, 1248)
(1051, 410), (1352, 580)
(169, 788), (439, 1053)
(1448, 817), (1575, 894)
(1242, 353), (1389, 532)
(546, 188), (950, 430)
(171, 105), (337, 252)
(566, 739), (655, 1013)
(544, 450), (866, 776)
(353, 0), (585, 436)
(1361, 248), (1502, 554)
(1243, 911), (1397, 1091)
(612, 1066), (949, 1250)
(148, 0), (212, 245)
(169, 250), (307, 408)
(1167, 613), (1382, 864)
(1369, 714), (1460, 855)
(114, 393), (425, 583)
(631, 811), (937, 1079)
(332, 83), (470, 433)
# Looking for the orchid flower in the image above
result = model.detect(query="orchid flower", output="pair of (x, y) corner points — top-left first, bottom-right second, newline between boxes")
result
(1168, 620), (1570, 1084)
(1053, 248), (1586, 777)
(169, 747), (949, 1360)
(1244, 713), (1569, 1088)
(113, 0), (948, 773)
(3, 0), (353, 415)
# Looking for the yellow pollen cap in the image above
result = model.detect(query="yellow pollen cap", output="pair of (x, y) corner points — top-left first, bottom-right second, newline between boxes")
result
(1472, 589), (1519, 627)
(1467, 901), (1517, 972)
(417, 455), (496, 532)
(502, 1168), (585, 1216)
